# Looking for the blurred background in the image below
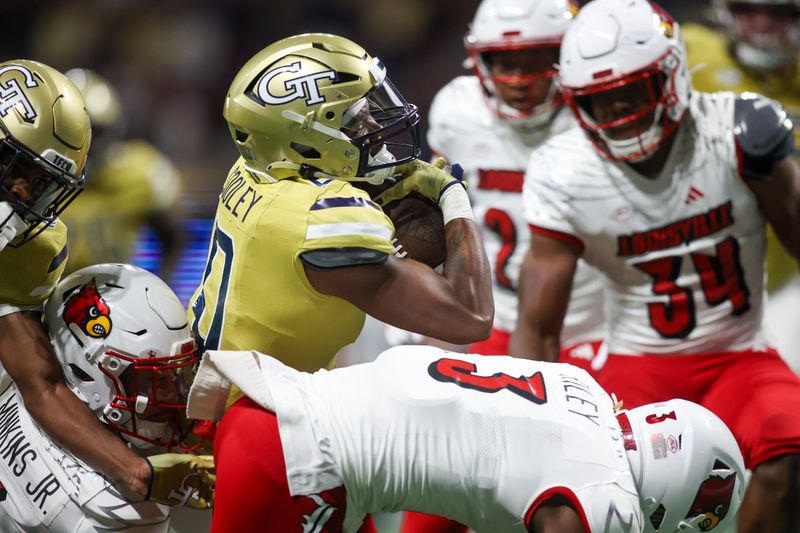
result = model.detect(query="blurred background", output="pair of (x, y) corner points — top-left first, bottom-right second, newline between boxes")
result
(0, 0), (705, 305)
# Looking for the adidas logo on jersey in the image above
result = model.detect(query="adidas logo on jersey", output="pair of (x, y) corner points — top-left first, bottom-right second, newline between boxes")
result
(685, 186), (705, 204)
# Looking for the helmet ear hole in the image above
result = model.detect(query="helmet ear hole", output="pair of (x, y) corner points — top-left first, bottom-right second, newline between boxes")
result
(68, 363), (94, 382)
(649, 504), (666, 530)
(235, 129), (249, 143)
(290, 142), (321, 159)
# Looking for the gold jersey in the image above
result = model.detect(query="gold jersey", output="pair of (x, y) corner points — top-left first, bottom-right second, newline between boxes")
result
(188, 158), (395, 374)
(60, 140), (181, 273)
(0, 219), (68, 315)
(683, 23), (800, 292)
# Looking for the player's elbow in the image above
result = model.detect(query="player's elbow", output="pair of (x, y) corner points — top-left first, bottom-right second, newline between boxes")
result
(443, 311), (494, 344)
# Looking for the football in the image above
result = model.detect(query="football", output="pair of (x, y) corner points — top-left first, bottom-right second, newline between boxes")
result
(382, 193), (447, 268)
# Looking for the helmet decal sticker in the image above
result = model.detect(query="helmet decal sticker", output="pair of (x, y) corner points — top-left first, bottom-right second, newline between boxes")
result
(0, 64), (38, 122)
(686, 472), (737, 531)
(63, 278), (113, 338)
(256, 61), (337, 106)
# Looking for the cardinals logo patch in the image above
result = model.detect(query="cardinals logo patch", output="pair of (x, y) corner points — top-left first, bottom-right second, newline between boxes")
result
(63, 278), (112, 338)
(686, 471), (737, 531)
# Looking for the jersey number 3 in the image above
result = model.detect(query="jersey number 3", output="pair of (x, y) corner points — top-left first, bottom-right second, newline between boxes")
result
(634, 237), (750, 338)
(428, 357), (547, 405)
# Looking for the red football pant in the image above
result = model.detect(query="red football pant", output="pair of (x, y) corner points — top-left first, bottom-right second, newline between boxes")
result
(211, 396), (377, 533)
(469, 328), (603, 373)
(595, 348), (800, 468)
(400, 512), (468, 533)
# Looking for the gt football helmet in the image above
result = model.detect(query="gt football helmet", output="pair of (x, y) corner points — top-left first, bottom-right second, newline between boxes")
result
(715, 0), (800, 75)
(465, 0), (578, 125)
(45, 264), (199, 450)
(618, 399), (745, 532)
(224, 33), (420, 184)
(0, 60), (90, 248)
(558, 0), (691, 161)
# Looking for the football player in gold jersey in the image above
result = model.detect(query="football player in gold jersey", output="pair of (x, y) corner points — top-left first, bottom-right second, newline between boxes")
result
(61, 68), (183, 277)
(683, 0), (800, 294)
(192, 34), (493, 530)
(0, 60), (211, 509)
(189, 34), (493, 372)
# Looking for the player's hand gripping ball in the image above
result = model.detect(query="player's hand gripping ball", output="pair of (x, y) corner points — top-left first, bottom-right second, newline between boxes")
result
(383, 192), (446, 268)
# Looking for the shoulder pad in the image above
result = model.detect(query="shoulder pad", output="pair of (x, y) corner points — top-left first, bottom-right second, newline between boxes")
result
(734, 93), (794, 180)
(300, 247), (388, 270)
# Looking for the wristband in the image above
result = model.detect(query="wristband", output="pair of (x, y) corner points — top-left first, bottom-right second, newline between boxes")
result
(439, 184), (474, 225)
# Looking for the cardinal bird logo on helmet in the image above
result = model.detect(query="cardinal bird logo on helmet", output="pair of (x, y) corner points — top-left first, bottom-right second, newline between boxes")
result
(63, 278), (112, 338)
(686, 472), (737, 531)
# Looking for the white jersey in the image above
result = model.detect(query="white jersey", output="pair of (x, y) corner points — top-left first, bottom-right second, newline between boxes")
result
(192, 347), (642, 532)
(428, 76), (604, 344)
(524, 91), (770, 355)
(0, 382), (170, 532)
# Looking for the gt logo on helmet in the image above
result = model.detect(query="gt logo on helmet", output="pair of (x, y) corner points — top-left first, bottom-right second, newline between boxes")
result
(256, 61), (336, 106)
(0, 65), (38, 122)
(63, 278), (113, 339)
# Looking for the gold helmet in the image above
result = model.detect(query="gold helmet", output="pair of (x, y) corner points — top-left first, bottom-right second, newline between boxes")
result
(714, 0), (800, 75)
(0, 60), (91, 245)
(224, 33), (420, 183)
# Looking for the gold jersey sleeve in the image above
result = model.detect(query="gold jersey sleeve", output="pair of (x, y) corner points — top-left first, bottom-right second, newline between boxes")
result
(188, 159), (395, 373)
(60, 140), (181, 273)
(0, 219), (68, 315)
(684, 23), (800, 292)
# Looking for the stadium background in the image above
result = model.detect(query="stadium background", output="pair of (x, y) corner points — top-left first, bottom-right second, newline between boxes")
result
(2, 1), (717, 531)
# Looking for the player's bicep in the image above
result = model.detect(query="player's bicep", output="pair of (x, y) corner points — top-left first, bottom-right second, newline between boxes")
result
(747, 155), (800, 261)
(0, 312), (64, 393)
(304, 255), (483, 344)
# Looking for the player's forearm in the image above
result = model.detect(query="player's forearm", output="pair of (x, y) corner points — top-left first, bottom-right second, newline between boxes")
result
(21, 380), (152, 495)
(0, 313), (151, 496)
(509, 321), (560, 362)
(441, 218), (494, 340)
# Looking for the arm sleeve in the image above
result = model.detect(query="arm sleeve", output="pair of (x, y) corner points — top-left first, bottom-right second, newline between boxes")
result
(298, 184), (395, 268)
(734, 93), (795, 181)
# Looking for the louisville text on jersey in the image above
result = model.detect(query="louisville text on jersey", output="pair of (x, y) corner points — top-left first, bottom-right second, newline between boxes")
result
(617, 201), (733, 257)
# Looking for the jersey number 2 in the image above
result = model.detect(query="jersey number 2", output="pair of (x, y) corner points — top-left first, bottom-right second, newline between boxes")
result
(484, 208), (517, 291)
(634, 237), (750, 338)
(428, 357), (547, 405)
(191, 223), (235, 351)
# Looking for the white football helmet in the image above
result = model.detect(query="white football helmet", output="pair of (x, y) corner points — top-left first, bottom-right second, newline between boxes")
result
(465, 0), (579, 125)
(44, 264), (199, 451)
(617, 399), (745, 532)
(558, 0), (691, 161)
